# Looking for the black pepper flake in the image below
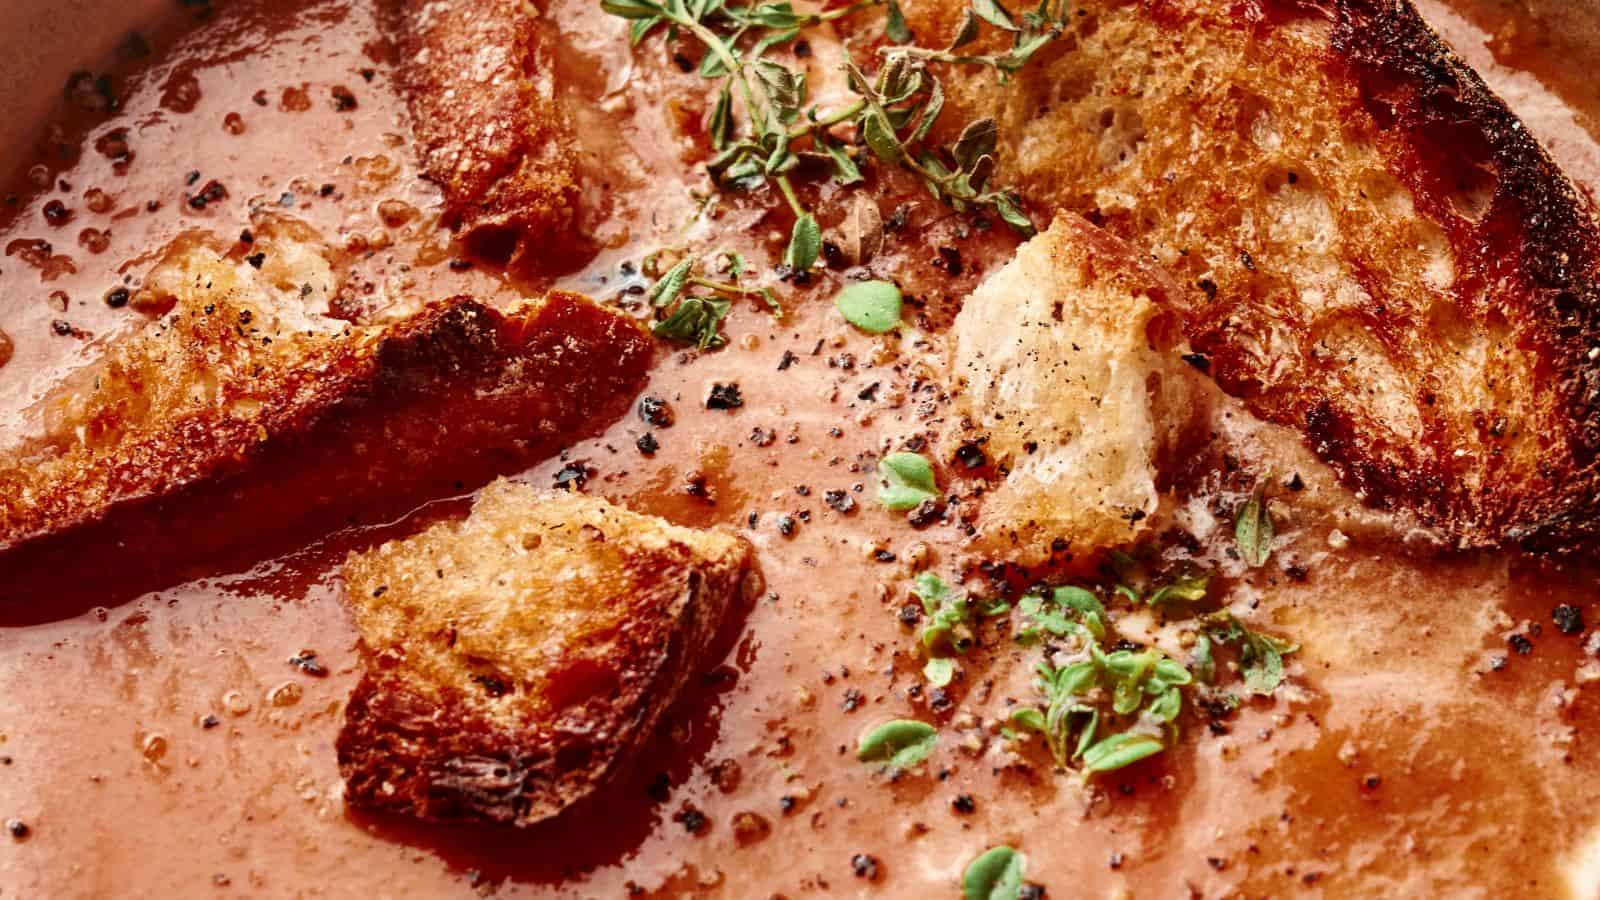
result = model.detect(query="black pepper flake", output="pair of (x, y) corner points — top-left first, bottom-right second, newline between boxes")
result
(1180, 352), (1209, 373)
(553, 462), (590, 491)
(42, 200), (71, 225)
(824, 490), (856, 514)
(1554, 605), (1584, 635)
(1019, 885), (1046, 900)
(330, 85), (358, 111)
(1509, 633), (1533, 655)
(6, 819), (29, 841)
(955, 442), (987, 469)
(1108, 852), (1124, 870)
(1285, 473), (1305, 492)
(706, 382), (743, 410)
(636, 432), (659, 455)
(850, 854), (879, 880)
(187, 179), (227, 210)
(907, 498), (943, 528)
(251, 90), (268, 107)
(779, 795), (797, 814)
(360, 67), (376, 82)
(777, 349), (798, 371)
(1197, 278), (1218, 300)
(673, 805), (708, 835)
(448, 258), (472, 271)
(639, 395), (673, 427)
(185, 169), (201, 185)
(951, 793), (976, 814)
(50, 319), (74, 336)
(288, 651), (328, 677)
(873, 549), (897, 563)
(1240, 251), (1255, 271)
(104, 287), (130, 308)
(897, 604), (922, 626)
(933, 245), (963, 276)
(777, 515), (796, 537)
(245, 251), (265, 269)
(201, 714), (221, 729)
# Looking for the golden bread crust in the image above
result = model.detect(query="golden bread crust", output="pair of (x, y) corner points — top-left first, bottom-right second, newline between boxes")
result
(337, 482), (751, 825)
(0, 232), (651, 610)
(900, 0), (1600, 551)
(387, 0), (585, 269)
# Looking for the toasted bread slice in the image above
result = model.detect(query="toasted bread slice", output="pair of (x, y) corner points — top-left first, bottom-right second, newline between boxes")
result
(901, 0), (1600, 551)
(387, 0), (584, 269)
(949, 214), (1208, 564)
(337, 480), (750, 825)
(0, 224), (651, 612)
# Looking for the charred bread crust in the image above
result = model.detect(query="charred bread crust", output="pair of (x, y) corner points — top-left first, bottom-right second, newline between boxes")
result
(895, 0), (1600, 551)
(336, 486), (750, 825)
(386, 0), (585, 270)
(1296, 0), (1600, 551)
(0, 292), (651, 611)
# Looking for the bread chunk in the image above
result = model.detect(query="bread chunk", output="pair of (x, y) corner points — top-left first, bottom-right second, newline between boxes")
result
(901, 0), (1600, 552)
(950, 214), (1206, 564)
(337, 481), (750, 825)
(387, 0), (584, 269)
(0, 225), (651, 611)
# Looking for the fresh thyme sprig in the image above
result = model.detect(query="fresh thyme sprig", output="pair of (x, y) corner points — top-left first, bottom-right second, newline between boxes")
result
(644, 249), (779, 348)
(602, 0), (1068, 343)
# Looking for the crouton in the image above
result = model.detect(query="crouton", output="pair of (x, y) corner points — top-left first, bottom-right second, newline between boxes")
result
(337, 481), (751, 825)
(0, 224), (651, 613)
(949, 214), (1207, 564)
(899, 0), (1600, 551)
(386, 0), (585, 270)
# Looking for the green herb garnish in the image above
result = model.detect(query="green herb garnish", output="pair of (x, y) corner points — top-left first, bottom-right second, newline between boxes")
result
(652, 295), (731, 349)
(923, 655), (957, 687)
(1079, 731), (1165, 773)
(857, 719), (939, 769)
(835, 279), (903, 333)
(642, 251), (780, 349)
(877, 451), (938, 510)
(962, 846), (1026, 900)
(912, 574), (1006, 685)
(1201, 611), (1298, 695)
(1234, 480), (1275, 567)
(606, 0), (1061, 306)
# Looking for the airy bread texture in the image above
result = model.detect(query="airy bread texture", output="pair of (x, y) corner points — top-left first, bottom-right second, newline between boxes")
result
(950, 214), (1205, 564)
(338, 480), (751, 825)
(0, 221), (652, 606)
(900, 0), (1600, 551)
